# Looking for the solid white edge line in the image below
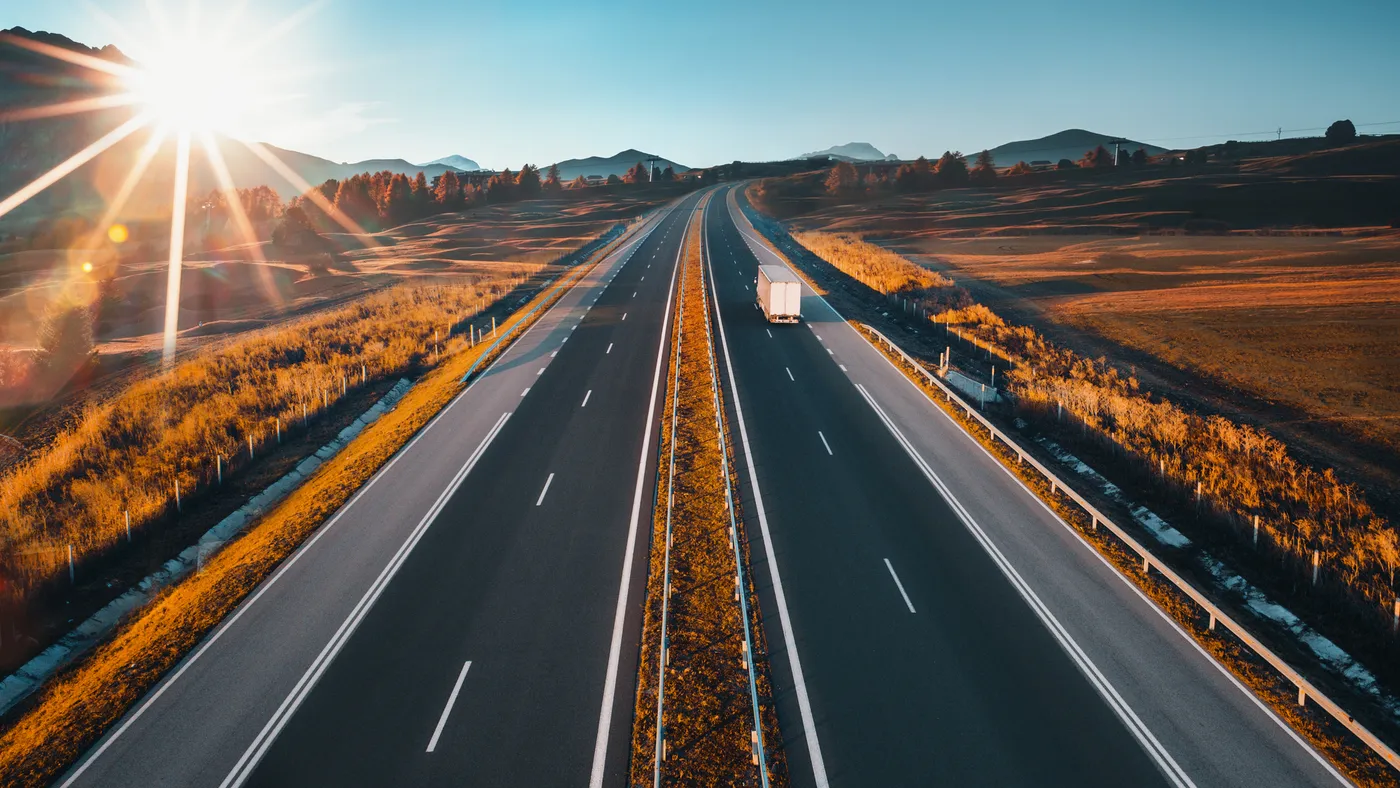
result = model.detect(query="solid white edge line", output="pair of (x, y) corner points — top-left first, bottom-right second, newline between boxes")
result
(536, 472), (555, 506)
(218, 412), (512, 788)
(425, 660), (473, 752)
(855, 383), (1194, 788)
(883, 559), (916, 613)
(588, 194), (696, 788)
(817, 431), (833, 456)
(59, 209), (670, 786)
(705, 187), (829, 787)
(582, 390), (592, 408)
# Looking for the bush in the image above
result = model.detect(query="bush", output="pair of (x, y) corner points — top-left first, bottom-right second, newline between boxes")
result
(1325, 119), (1357, 145)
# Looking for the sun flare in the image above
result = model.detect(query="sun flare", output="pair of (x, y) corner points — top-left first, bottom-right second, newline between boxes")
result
(122, 38), (257, 135)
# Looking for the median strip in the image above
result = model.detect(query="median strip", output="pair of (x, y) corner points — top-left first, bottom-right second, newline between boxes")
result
(629, 195), (786, 786)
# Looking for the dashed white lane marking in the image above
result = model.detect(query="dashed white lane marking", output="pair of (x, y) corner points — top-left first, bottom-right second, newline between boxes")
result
(839, 364), (847, 372)
(622, 313), (628, 321)
(884, 559), (916, 613)
(818, 431), (833, 455)
(426, 660), (473, 752)
(786, 367), (795, 381)
(815, 334), (823, 340)
(521, 387), (530, 396)
(766, 329), (773, 338)
(582, 390), (592, 408)
(633, 291), (637, 298)
(536, 368), (544, 376)
(826, 348), (834, 355)
(551, 351), (557, 358)
(607, 343), (614, 354)
(536, 473), (555, 506)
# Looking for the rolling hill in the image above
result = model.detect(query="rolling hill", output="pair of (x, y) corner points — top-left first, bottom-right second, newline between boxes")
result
(546, 149), (687, 181)
(796, 142), (897, 162)
(984, 129), (1166, 167)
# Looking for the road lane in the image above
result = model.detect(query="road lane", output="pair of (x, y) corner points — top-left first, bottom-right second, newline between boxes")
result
(704, 187), (1170, 786)
(713, 184), (1343, 787)
(63, 190), (704, 788)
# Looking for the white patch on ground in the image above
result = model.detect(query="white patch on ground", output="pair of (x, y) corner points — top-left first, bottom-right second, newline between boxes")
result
(0, 379), (414, 716)
(1038, 436), (1400, 720)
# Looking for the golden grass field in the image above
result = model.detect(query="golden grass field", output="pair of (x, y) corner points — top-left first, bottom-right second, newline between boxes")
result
(784, 191), (1400, 497)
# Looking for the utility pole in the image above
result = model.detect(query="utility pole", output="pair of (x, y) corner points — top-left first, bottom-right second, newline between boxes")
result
(1277, 127), (1283, 140)
(1107, 139), (1128, 166)
(646, 155), (660, 182)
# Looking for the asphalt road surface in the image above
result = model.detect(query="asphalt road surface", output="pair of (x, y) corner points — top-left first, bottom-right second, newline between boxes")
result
(707, 184), (1344, 788)
(61, 190), (706, 788)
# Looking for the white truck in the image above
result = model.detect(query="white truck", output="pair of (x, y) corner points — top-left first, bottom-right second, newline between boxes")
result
(756, 265), (801, 323)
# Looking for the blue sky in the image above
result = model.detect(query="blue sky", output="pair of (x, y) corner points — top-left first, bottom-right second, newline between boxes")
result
(10, 0), (1400, 169)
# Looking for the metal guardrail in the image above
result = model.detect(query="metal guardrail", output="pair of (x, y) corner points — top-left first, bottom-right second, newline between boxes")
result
(698, 204), (771, 784)
(858, 321), (1400, 774)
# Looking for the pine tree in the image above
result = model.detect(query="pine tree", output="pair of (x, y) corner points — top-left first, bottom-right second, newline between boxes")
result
(624, 162), (649, 184)
(970, 149), (997, 184)
(825, 161), (860, 195)
(516, 164), (542, 197)
(934, 151), (969, 185)
(36, 300), (94, 376)
(543, 163), (563, 192)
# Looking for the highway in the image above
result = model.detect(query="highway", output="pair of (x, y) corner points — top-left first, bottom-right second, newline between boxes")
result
(705, 184), (1346, 787)
(61, 190), (706, 788)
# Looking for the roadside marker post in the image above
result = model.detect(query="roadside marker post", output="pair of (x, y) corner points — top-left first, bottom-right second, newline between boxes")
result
(125, 510), (131, 543)
(68, 545), (74, 583)
(217, 454), (222, 485)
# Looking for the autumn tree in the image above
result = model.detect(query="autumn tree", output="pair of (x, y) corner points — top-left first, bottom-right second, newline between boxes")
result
(271, 205), (326, 251)
(934, 151), (969, 185)
(435, 170), (462, 210)
(1130, 148), (1148, 167)
(35, 299), (94, 378)
(825, 161), (860, 195)
(569, 175), (588, 189)
(516, 164), (542, 197)
(333, 175), (378, 228)
(543, 163), (563, 192)
(970, 149), (997, 185)
(661, 165), (676, 181)
(624, 162), (649, 184)
(486, 168), (517, 202)
(1008, 161), (1033, 175)
(894, 156), (934, 192)
(606, 173), (622, 185)
(1080, 145), (1113, 169)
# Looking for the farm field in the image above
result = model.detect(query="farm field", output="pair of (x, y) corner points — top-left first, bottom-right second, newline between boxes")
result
(772, 157), (1400, 510)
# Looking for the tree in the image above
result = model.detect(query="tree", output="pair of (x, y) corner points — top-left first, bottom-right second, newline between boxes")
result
(1080, 145), (1113, 169)
(970, 149), (997, 185)
(568, 175), (588, 189)
(333, 176), (378, 228)
(1325, 119), (1356, 145)
(894, 156), (934, 192)
(934, 151), (969, 185)
(515, 164), (542, 197)
(35, 300), (94, 378)
(624, 162), (649, 184)
(606, 173), (622, 185)
(435, 170), (462, 209)
(1057, 158), (1075, 170)
(824, 161), (860, 195)
(486, 168), (517, 202)
(1131, 148), (1148, 167)
(271, 205), (325, 251)
(1008, 161), (1033, 176)
(661, 165), (676, 182)
(1115, 147), (1131, 167)
(543, 163), (563, 192)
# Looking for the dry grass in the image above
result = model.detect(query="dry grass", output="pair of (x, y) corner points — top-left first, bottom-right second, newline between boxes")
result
(790, 230), (952, 296)
(629, 199), (784, 786)
(0, 277), (530, 609)
(0, 232), (619, 787)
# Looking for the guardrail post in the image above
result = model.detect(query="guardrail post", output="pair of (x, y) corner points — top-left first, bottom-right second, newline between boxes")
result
(1298, 686), (1307, 707)
(68, 544), (75, 583)
(492, 316), (497, 337)
(1253, 515), (1259, 547)
(216, 454), (222, 485)
(1393, 599), (1398, 633)
(1143, 555), (1150, 575)
(1312, 551), (1320, 586)
(1208, 611), (1217, 631)
(125, 510), (131, 543)
(175, 479), (181, 513)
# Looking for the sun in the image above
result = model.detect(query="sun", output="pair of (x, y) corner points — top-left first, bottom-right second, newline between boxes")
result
(122, 37), (258, 135)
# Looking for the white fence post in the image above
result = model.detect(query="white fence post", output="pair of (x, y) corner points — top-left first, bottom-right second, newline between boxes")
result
(217, 454), (222, 485)
(68, 544), (75, 583)
(175, 479), (181, 512)
(125, 510), (131, 542)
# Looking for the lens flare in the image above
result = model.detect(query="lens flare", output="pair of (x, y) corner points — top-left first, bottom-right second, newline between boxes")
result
(107, 224), (129, 243)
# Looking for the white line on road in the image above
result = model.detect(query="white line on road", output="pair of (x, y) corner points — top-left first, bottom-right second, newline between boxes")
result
(884, 559), (916, 613)
(786, 367), (794, 381)
(216, 412), (513, 788)
(551, 351), (557, 358)
(607, 343), (614, 354)
(521, 387), (530, 396)
(582, 390), (592, 407)
(766, 329), (773, 338)
(854, 383), (1195, 788)
(622, 312), (628, 321)
(426, 660), (473, 752)
(589, 194), (697, 787)
(839, 365), (847, 372)
(826, 348), (834, 355)
(633, 291), (637, 298)
(703, 194), (828, 787)
(818, 431), (833, 455)
(536, 473), (555, 506)
(815, 334), (822, 340)
(536, 368), (544, 376)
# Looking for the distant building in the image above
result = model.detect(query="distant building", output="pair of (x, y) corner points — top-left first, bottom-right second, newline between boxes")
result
(1030, 160), (1053, 170)
(584, 175), (605, 185)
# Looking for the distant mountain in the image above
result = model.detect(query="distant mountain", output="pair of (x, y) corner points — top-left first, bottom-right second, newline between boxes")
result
(418, 155), (482, 171)
(547, 149), (687, 181)
(984, 129), (1166, 167)
(796, 142), (896, 162)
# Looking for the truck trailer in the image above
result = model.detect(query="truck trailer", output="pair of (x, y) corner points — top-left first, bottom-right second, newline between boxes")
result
(756, 265), (801, 323)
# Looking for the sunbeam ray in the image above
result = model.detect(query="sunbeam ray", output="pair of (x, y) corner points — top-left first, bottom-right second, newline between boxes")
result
(0, 114), (150, 222)
(0, 31), (135, 78)
(199, 132), (286, 307)
(83, 125), (170, 248)
(0, 93), (140, 124)
(163, 132), (192, 367)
